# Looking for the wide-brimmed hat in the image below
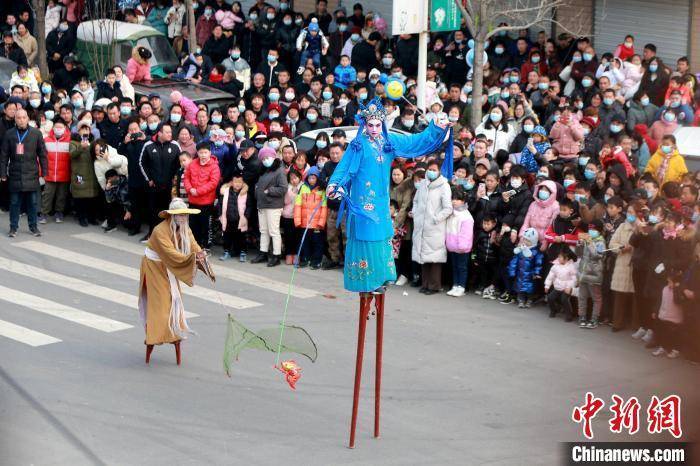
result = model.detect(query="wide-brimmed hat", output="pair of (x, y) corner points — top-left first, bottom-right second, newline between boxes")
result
(159, 198), (200, 218)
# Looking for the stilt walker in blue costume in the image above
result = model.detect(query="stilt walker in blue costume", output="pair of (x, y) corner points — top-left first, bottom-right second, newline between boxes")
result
(327, 97), (454, 448)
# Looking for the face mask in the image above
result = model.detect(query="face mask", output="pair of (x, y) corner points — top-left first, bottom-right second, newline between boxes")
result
(538, 190), (550, 200)
(139, 121), (147, 131)
(213, 139), (224, 147)
(426, 170), (438, 181)
(267, 54), (276, 63)
(235, 130), (245, 139)
(538, 83), (549, 91)
(581, 78), (593, 88)
(322, 91), (333, 100)
(262, 157), (274, 167)
(509, 76), (519, 83)
(307, 113), (318, 123)
(29, 99), (41, 108)
(448, 115), (459, 123)
(171, 113), (182, 123)
(582, 127), (591, 137)
(575, 101), (584, 110)
(148, 122), (159, 131)
(369, 78), (379, 85)
(268, 111), (279, 119)
(603, 98), (614, 106)
(414, 182), (420, 189)
(210, 115), (222, 124)
(563, 179), (575, 188)
(604, 194), (611, 204)
(610, 124), (622, 133)
(495, 47), (504, 55)
(588, 229), (600, 239)
(283, 18), (292, 26)
(41, 84), (51, 94)
(204, 9), (213, 17)
(670, 100), (680, 108)
(467, 97), (473, 105)
(351, 33), (360, 41)
(464, 86), (472, 94)
(553, 114), (561, 122)
(578, 156), (590, 166)
(121, 106), (133, 116)
(537, 171), (548, 179)
(237, 104), (246, 112)
(640, 97), (650, 106)
(267, 13), (275, 20)
(490, 112), (502, 123)
(60, 97), (69, 105)
(316, 140), (327, 149)
(523, 124), (534, 133)
(510, 178), (522, 189)
(661, 145), (673, 154)
(572, 56), (582, 63)
(70, 98), (83, 109)
(531, 56), (540, 64)
(192, 2), (198, 9)
(648, 214), (659, 224)
(295, 18), (303, 25)
(59, 24), (69, 32)
(574, 194), (587, 204)
(339, 24), (347, 32)
(626, 214), (637, 223)
(250, 13), (258, 20)
(267, 92), (280, 102)
(45, 110), (55, 120)
(403, 119), (414, 128)
(382, 58), (393, 67)
(583, 53), (593, 62)
(53, 128), (65, 137)
(663, 112), (676, 122)
(269, 140), (281, 150)
(358, 92), (368, 101)
(649, 64), (658, 73)
(584, 169), (595, 180)
(231, 52), (240, 60)
(501, 92), (510, 100)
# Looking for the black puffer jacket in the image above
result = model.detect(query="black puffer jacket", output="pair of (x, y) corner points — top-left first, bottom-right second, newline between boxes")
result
(255, 158), (288, 209)
(0, 126), (48, 192)
(474, 229), (499, 265)
(500, 184), (532, 231)
(138, 139), (180, 191)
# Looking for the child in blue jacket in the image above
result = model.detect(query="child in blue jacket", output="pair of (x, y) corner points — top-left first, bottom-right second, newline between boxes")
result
(508, 227), (544, 308)
(333, 55), (357, 90)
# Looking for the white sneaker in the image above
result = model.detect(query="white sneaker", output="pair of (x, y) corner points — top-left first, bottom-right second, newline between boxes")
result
(446, 286), (457, 296)
(631, 327), (646, 339)
(651, 346), (666, 357)
(101, 219), (108, 228)
(395, 275), (408, 286)
(450, 286), (465, 297)
(667, 349), (680, 359)
(641, 329), (654, 343)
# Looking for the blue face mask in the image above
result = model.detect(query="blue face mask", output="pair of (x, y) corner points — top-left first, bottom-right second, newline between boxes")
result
(563, 179), (575, 188)
(171, 113), (181, 123)
(575, 194), (587, 204)
(603, 98), (614, 106)
(584, 169), (596, 180)
(322, 91), (333, 100)
(538, 190), (550, 201)
(214, 139), (224, 147)
(646, 190), (655, 199)
(663, 112), (676, 122)
(583, 53), (593, 62)
(307, 113), (318, 123)
(231, 52), (240, 60)
(140, 121), (147, 131)
(148, 122), (159, 131)
(509, 76), (519, 83)
(489, 112), (502, 123)
(538, 83), (549, 91)
(692, 212), (699, 223)
(648, 214), (659, 224)
(581, 78), (592, 88)
(640, 97), (650, 106)
(268, 92), (280, 102)
(626, 214), (637, 223)
(649, 64), (658, 73)
(316, 140), (327, 149)
(588, 229), (600, 239)
(531, 56), (540, 64)
(572, 56), (582, 63)
(211, 115), (222, 124)
(661, 145), (673, 154)
(426, 170), (438, 181)
(262, 157), (274, 168)
(610, 124), (622, 133)
(604, 194), (611, 203)
(44, 110), (55, 120)
(235, 130), (245, 139)
(41, 85), (52, 94)
(578, 156), (590, 166)
(670, 101), (680, 108)
(523, 124), (534, 133)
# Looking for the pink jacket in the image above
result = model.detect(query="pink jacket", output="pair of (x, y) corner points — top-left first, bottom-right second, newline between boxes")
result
(550, 119), (584, 159)
(519, 180), (560, 241)
(126, 57), (151, 83)
(649, 119), (678, 143)
(544, 260), (578, 291)
(445, 207), (474, 253)
(177, 95), (199, 125)
(219, 184), (249, 232)
(215, 10), (240, 29)
(658, 285), (683, 324)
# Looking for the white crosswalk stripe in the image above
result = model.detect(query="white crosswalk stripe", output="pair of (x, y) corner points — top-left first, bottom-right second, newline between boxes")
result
(0, 256), (198, 319)
(73, 233), (319, 299)
(0, 285), (132, 332)
(14, 241), (262, 310)
(0, 319), (61, 347)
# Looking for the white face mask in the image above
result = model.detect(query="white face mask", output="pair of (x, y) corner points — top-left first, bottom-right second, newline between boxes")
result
(510, 178), (522, 189)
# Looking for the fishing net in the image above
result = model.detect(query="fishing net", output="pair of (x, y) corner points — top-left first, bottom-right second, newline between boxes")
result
(223, 314), (318, 377)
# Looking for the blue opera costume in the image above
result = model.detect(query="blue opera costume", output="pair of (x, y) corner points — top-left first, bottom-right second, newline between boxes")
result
(328, 98), (454, 292)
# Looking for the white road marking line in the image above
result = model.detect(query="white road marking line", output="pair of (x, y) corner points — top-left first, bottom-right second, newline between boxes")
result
(0, 285), (132, 332)
(14, 242), (261, 310)
(0, 257), (198, 319)
(73, 233), (319, 298)
(0, 319), (61, 346)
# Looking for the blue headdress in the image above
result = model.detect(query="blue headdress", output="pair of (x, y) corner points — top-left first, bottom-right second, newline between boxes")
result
(353, 97), (394, 153)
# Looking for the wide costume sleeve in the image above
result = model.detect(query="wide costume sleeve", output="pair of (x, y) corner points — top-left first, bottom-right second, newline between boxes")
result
(389, 121), (448, 159)
(149, 223), (202, 287)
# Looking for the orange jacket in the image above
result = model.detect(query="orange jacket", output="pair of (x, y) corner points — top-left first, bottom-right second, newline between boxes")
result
(293, 183), (327, 229)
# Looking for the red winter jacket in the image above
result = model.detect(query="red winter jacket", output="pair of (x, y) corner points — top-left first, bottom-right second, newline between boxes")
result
(184, 155), (221, 206)
(44, 129), (72, 183)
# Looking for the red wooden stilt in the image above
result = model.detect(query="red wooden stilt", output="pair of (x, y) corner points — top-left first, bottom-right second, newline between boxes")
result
(374, 293), (385, 439)
(145, 344), (154, 364)
(349, 294), (372, 449)
(173, 341), (181, 365)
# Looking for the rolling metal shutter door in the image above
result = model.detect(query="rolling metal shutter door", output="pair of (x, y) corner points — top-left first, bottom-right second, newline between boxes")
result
(593, 0), (690, 64)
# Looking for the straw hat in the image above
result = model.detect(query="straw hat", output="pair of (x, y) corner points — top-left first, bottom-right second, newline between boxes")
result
(159, 198), (201, 218)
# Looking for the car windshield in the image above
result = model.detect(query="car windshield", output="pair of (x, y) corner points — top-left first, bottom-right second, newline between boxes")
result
(139, 36), (178, 67)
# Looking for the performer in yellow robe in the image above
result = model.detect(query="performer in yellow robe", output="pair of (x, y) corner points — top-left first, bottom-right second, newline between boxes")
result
(138, 198), (205, 364)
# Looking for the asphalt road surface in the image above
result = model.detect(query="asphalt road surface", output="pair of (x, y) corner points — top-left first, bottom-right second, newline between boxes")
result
(1, 214), (698, 465)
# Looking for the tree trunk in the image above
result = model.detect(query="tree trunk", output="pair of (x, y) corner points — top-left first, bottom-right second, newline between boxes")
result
(470, 34), (485, 128)
(32, 0), (50, 79)
(186, 0), (197, 52)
